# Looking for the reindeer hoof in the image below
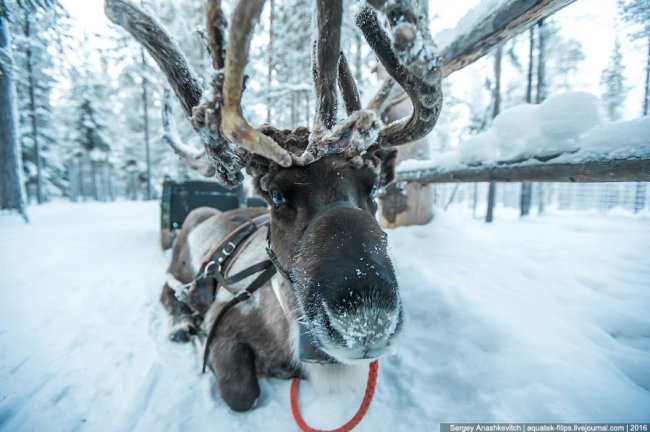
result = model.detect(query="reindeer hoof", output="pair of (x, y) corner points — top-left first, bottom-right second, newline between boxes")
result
(168, 321), (198, 343)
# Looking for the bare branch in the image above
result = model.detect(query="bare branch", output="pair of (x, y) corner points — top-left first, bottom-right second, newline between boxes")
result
(162, 89), (215, 177)
(396, 157), (650, 183)
(220, 0), (291, 167)
(440, 0), (575, 77)
(337, 52), (361, 115)
(356, 5), (442, 147)
(104, 0), (202, 118)
(313, 0), (343, 130)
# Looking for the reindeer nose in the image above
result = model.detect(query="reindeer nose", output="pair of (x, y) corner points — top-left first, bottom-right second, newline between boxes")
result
(320, 290), (402, 359)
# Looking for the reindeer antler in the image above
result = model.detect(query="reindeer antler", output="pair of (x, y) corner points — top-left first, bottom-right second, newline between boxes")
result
(357, 2), (443, 147)
(106, 0), (443, 187)
(217, 0), (291, 168)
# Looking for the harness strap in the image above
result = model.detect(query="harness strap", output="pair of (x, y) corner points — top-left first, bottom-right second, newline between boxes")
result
(215, 260), (275, 288)
(202, 261), (277, 373)
(177, 214), (270, 314)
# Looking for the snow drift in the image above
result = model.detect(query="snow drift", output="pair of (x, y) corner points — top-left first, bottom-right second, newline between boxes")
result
(0, 202), (649, 431)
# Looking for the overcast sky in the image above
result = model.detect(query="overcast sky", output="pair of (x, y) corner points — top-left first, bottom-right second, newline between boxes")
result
(59, 0), (648, 122)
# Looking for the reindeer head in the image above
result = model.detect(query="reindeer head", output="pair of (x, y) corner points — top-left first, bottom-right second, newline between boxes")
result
(106, 0), (442, 363)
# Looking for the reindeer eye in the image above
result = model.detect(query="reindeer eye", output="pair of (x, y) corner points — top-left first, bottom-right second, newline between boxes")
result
(370, 185), (378, 198)
(271, 191), (284, 209)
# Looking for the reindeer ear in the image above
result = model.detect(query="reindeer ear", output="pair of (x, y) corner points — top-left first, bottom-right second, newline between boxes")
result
(375, 148), (398, 187)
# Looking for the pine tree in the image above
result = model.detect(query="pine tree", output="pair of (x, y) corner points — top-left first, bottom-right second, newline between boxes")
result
(618, 0), (650, 212)
(618, 0), (650, 116)
(67, 67), (113, 201)
(600, 38), (627, 121)
(262, 0), (312, 129)
(10, 0), (69, 203)
(485, 44), (503, 223)
(0, 0), (28, 220)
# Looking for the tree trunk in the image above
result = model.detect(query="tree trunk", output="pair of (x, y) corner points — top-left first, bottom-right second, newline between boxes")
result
(267, 0), (273, 123)
(106, 165), (115, 201)
(643, 34), (650, 116)
(141, 48), (152, 200)
(486, 44), (503, 223)
(520, 183), (533, 216)
(634, 34), (646, 212)
(90, 158), (98, 200)
(486, 182), (496, 223)
(521, 27), (535, 217)
(537, 183), (545, 214)
(634, 183), (646, 213)
(23, 12), (43, 204)
(536, 19), (547, 216)
(0, 11), (28, 221)
(536, 19), (547, 104)
(67, 160), (77, 201)
(526, 27), (535, 104)
(472, 183), (478, 217)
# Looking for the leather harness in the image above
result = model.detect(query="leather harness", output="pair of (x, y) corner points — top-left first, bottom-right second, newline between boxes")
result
(173, 213), (279, 372)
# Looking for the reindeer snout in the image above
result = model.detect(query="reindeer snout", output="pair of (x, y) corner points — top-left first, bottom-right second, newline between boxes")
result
(315, 270), (403, 360)
(292, 205), (403, 363)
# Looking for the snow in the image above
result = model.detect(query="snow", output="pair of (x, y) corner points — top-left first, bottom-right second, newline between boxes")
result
(574, 116), (650, 160)
(1, 202), (650, 431)
(398, 92), (650, 173)
(434, 0), (505, 51)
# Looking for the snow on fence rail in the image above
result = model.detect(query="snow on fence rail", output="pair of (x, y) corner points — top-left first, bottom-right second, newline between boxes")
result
(396, 94), (650, 184)
(396, 157), (650, 183)
(438, 0), (576, 77)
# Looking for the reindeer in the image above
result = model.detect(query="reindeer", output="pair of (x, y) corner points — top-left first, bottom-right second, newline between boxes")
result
(105, 0), (442, 412)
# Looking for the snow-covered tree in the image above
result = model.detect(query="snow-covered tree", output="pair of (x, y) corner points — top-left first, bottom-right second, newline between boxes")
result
(618, 0), (650, 116)
(66, 65), (114, 202)
(0, 0), (28, 220)
(618, 0), (650, 212)
(485, 44), (503, 223)
(10, 0), (69, 203)
(258, 0), (312, 129)
(600, 38), (627, 121)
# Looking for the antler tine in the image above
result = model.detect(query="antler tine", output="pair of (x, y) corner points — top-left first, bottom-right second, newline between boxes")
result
(162, 89), (216, 177)
(365, 76), (395, 113)
(205, 0), (227, 70)
(312, 0), (343, 133)
(105, 0), (203, 118)
(356, 3), (443, 147)
(106, 0), (242, 186)
(337, 52), (362, 115)
(219, 0), (291, 167)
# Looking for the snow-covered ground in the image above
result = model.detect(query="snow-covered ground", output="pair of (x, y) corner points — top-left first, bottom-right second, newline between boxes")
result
(1, 202), (649, 431)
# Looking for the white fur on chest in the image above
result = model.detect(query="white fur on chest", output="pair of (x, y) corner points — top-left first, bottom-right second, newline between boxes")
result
(302, 362), (369, 394)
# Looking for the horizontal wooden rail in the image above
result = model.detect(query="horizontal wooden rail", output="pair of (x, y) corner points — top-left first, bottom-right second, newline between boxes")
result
(396, 157), (650, 183)
(440, 0), (576, 77)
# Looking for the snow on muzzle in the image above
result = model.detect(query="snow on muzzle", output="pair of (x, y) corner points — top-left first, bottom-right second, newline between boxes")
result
(290, 203), (403, 363)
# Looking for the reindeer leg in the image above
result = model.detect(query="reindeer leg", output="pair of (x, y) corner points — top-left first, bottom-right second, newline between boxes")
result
(160, 283), (199, 343)
(207, 335), (260, 412)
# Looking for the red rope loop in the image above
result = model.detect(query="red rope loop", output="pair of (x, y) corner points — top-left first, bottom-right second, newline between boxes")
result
(290, 360), (379, 432)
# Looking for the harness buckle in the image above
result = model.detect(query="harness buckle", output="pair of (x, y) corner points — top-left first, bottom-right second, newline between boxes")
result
(174, 281), (192, 303)
(223, 242), (237, 256)
(200, 261), (216, 280)
(236, 290), (252, 300)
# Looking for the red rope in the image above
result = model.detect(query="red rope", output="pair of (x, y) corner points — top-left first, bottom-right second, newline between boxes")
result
(290, 360), (379, 432)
